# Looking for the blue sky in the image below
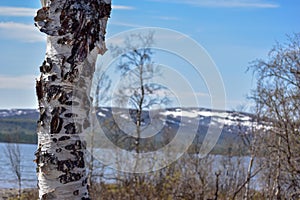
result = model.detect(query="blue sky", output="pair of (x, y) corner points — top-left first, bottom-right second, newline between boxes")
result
(0, 0), (299, 110)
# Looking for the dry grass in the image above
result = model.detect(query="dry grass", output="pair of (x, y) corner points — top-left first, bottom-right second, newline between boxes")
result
(0, 188), (38, 200)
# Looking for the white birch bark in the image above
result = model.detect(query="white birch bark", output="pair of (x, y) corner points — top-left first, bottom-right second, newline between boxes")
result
(34, 0), (111, 199)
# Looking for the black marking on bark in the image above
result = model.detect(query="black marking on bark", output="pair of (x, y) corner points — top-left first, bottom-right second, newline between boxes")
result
(36, 79), (43, 100)
(57, 159), (75, 172)
(58, 91), (71, 105)
(46, 57), (53, 68)
(65, 143), (75, 151)
(71, 150), (85, 168)
(34, 147), (41, 165)
(59, 172), (82, 184)
(75, 140), (82, 148)
(50, 114), (63, 134)
(52, 138), (57, 143)
(54, 7), (60, 13)
(57, 37), (68, 45)
(73, 190), (79, 196)
(38, 151), (56, 165)
(64, 113), (78, 118)
(58, 93), (68, 104)
(46, 85), (62, 102)
(56, 148), (62, 153)
(49, 74), (58, 81)
(65, 140), (82, 151)
(61, 56), (66, 78)
(64, 67), (79, 82)
(40, 58), (53, 73)
(71, 20), (80, 33)
(64, 123), (76, 134)
(51, 106), (67, 116)
(65, 101), (73, 106)
(82, 178), (87, 186)
(41, 191), (56, 200)
(58, 136), (71, 141)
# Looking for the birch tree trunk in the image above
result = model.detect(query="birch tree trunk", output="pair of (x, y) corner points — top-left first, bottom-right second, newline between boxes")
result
(34, 0), (111, 199)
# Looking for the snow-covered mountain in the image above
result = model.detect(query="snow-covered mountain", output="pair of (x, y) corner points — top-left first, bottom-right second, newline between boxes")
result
(95, 107), (255, 153)
(96, 107), (255, 130)
(0, 109), (39, 118)
(0, 107), (254, 125)
(0, 107), (256, 136)
(0, 107), (256, 153)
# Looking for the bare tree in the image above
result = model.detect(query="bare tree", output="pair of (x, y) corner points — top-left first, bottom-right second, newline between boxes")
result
(87, 66), (111, 187)
(34, 0), (111, 199)
(249, 33), (300, 199)
(94, 68), (112, 108)
(103, 32), (173, 197)
(5, 142), (22, 200)
(110, 32), (171, 154)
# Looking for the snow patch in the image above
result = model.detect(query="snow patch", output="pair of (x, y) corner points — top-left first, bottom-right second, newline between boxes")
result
(98, 112), (106, 117)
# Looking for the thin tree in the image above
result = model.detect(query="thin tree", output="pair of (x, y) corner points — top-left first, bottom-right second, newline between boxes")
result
(87, 66), (111, 187)
(34, 0), (111, 199)
(5, 142), (22, 200)
(110, 32), (171, 154)
(249, 33), (300, 199)
(109, 32), (172, 197)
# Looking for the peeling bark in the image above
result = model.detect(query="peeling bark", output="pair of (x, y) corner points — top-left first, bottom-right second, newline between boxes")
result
(34, 0), (111, 199)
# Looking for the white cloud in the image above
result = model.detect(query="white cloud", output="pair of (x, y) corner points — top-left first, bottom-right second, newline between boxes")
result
(149, 0), (279, 8)
(112, 5), (135, 10)
(154, 16), (179, 21)
(0, 5), (134, 18)
(109, 21), (143, 28)
(0, 6), (37, 17)
(0, 22), (45, 42)
(0, 75), (37, 90)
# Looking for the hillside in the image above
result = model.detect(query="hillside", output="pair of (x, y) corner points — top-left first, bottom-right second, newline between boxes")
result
(0, 109), (38, 144)
(0, 107), (255, 155)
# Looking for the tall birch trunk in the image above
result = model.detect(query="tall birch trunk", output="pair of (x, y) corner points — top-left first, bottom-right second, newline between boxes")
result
(34, 0), (111, 199)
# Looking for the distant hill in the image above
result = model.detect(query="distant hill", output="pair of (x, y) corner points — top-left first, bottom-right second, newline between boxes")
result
(0, 107), (256, 155)
(0, 109), (38, 144)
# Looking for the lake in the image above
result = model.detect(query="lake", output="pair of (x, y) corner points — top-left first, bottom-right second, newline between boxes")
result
(0, 143), (261, 190)
(0, 143), (37, 189)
